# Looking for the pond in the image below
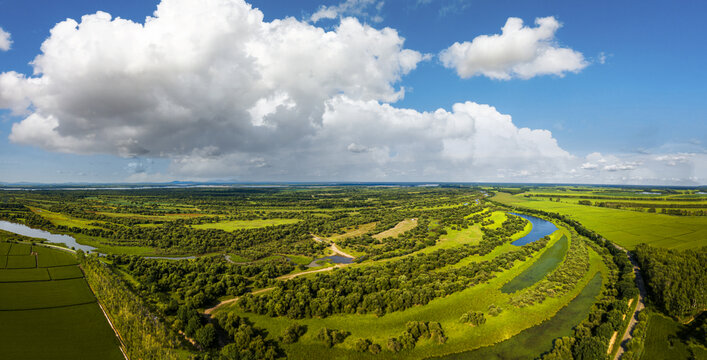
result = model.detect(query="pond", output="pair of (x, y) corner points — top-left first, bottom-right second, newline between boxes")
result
(509, 213), (558, 246)
(0, 220), (97, 253)
(307, 255), (354, 268)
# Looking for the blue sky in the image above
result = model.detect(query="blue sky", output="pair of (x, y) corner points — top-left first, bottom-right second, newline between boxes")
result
(0, 0), (704, 184)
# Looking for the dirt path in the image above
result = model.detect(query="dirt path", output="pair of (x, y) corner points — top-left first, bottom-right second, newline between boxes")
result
(330, 242), (354, 258)
(277, 263), (348, 280)
(204, 287), (275, 315)
(311, 234), (355, 258)
(615, 251), (647, 360)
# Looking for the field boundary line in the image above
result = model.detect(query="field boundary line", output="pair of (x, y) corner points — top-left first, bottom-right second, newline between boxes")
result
(0, 300), (97, 311)
(0, 276), (86, 284)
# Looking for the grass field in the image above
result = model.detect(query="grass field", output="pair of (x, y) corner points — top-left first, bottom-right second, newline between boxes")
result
(191, 218), (301, 231)
(216, 226), (607, 359)
(0, 241), (124, 360)
(492, 192), (707, 250)
(330, 222), (377, 241)
(642, 313), (694, 360)
(373, 218), (418, 240)
(501, 235), (568, 293)
(30, 207), (105, 229)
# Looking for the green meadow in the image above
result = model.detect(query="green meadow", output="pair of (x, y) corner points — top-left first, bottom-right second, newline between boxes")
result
(492, 192), (707, 250)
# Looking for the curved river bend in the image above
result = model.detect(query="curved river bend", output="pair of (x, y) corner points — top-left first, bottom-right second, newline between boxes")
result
(509, 213), (558, 246)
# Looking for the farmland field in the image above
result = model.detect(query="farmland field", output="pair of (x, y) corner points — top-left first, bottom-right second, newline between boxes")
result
(0, 240), (124, 360)
(492, 191), (707, 250)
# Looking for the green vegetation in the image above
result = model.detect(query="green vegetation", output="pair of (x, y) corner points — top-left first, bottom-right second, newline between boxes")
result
(1, 185), (700, 359)
(634, 244), (706, 320)
(48, 265), (84, 280)
(501, 235), (568, 293)
(492, 191), (707, 250)
(0, 240), (123, 360)
(642, 313), (707, 360)
(191, 218), (301, 231)
(441, 272), (602, 359)
(0, 303), (124, 360)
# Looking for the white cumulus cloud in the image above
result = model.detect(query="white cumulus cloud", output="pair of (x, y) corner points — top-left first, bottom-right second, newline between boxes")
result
(3, 0), (423, 158)
(0, 27), (11, 51)
(439, 16), (588, 80)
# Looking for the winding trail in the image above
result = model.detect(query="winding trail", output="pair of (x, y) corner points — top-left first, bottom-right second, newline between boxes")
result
(614, 248), (647, 360)
(204, 287), (274, 315)
(203, 260), (351, 315)
(312, 234), (355, 258)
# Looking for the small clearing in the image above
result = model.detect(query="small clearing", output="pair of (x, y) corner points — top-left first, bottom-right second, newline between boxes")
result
(373, 218), (418, 240)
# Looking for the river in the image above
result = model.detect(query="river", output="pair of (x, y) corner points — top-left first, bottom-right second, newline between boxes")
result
(508, 213), (558, 246)
(0, 220), (97, 252)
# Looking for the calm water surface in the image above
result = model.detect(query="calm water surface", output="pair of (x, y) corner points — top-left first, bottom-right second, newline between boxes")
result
(0, 220), (97, 252)
(509, 213), (558, 246)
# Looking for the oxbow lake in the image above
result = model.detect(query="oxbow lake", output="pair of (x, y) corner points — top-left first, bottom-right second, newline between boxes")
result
(307, 255), (354, 267)
(0, 220), (97, 252)
(508, 213), (558, 246)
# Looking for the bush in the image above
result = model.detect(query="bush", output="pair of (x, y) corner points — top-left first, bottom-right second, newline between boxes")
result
(316, 327), (349, 348)
(459, 311), (486, 326)
(280, 323), (307, 344)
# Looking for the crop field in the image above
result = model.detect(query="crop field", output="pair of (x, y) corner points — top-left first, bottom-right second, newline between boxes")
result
(0, 241), (123, 360)
(492, 192), (707, 249)
(0, 278), (96, 309)
(48, 265), (85, 280)
(6, 255), (37, 269)
(0, 303), (124, 360)
(8, 242), (32, 255)
(0, 268), (51, 282)
(34, 246), (78, 267)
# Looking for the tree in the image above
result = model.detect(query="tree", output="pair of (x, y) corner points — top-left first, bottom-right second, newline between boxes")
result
(573, 336), (604, 360)
(195, 324), (216, 348)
